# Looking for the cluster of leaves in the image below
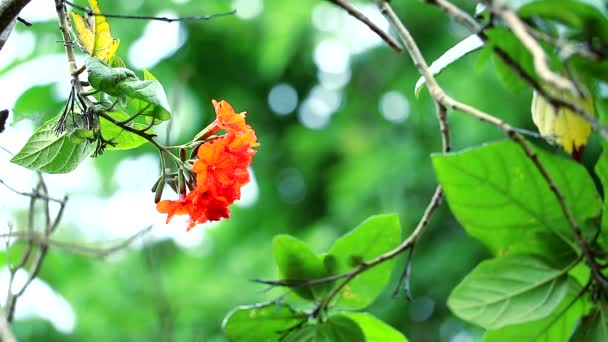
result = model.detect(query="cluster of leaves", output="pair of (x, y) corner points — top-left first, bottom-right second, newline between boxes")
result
(10, 0), (171, 174)
(226, 0), (608, 340)
(223, 214), (408, 341)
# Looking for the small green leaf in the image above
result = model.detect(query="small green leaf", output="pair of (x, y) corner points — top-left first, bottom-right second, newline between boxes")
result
(86, 57), (171, 121)
(284, 315), (365, 342)
(571, 303), (608, 342)
(99, 111), (149, 150)
(344, 313), (409, 342)
(432, 140), (601, 253)
(11, 115), (94, 174)
(272, 235), (329, 300)
(325, 214), (401, 310)
(484, 277), (589, 341)
(448, 254), (569, 330)
(222, 304), (307, 342)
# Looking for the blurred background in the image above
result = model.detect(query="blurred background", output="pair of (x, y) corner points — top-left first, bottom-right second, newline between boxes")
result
(0, 0), (550, 340)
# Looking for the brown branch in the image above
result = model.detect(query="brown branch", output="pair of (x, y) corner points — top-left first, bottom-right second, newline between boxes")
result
(0, 0), (31, 35)
(326, 0), (402, 52)
(0, 311), (16, 342)
(376, 0), (608, 286)
(495, 7), (577, 94)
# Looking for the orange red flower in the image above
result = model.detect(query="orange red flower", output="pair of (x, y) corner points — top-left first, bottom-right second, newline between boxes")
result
(156, 100), (258, 230)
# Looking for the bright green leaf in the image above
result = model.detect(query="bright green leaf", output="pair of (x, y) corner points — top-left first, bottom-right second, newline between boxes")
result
(344, 313), (408, 342)
(284, 315), (365, 342)
(571, 303), (608, 341)
(325, 214), (401, 310)
(222, 304), (307, 342)
(432, 140), (601, 253)
(484, 277), (589, 341)
(448, 254), (569, 330)
(99, 111), (149, 150)
(272, 235), (330, 300)
(595, 148), (608, 244)
(11, 115), (94, 174)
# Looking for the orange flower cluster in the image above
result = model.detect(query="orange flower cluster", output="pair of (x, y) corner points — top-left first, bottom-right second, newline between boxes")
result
(157, 100), (258, 230)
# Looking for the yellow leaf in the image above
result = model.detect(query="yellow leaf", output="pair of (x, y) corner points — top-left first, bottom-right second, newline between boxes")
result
(531, 85), (594, 160)
(70, 0), (119, 62)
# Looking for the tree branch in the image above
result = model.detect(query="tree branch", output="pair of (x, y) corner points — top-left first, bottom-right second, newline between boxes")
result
(0, 0), (30, 35)
(326, 0), (402, 52)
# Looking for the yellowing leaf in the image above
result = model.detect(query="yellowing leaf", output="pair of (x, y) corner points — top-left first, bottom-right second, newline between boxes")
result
(70, 0), (119, 62)
(531, 85), (594, 160)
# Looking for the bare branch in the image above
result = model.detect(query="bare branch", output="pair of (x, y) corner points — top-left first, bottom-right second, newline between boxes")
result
(495, 7), (577, 94)
(326, 0), (402, 52)
(64, 1), (236, 23)
(0, 310), (16, 342)
(0, 0), (31, 36)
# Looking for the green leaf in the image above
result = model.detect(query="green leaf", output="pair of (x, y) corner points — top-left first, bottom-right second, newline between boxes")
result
(325, 214), (401, 310)
(448, 254), (569, 330)
(571, 303), (608, 341)
(484, 27), (537, 92)
(222, 304), (307, 342)
(11, 115), (94, 174)
(99, 111), (149, 150)
(86, 57), (171, 121)
(432, 140), (601, 253)
(595, 148), (608, 244)
(272, 235), (329, 300)
(519, 0), (608, 46)
(284, 315), (365, 342)
(484, 277), (589, 341)
(343, 313), (408, 342)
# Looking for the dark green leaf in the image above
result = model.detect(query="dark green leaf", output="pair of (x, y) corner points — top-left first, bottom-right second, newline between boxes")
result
(222, 304), (307, 342)
(595, 148), (608, 240)
(325, 214), (401, 310)
(448, 254), (569, 330)
(11, 115), (94, 173)
(485, 27), (537, 92)
(484, 277), (589, 341)
(571, 303), (608, 341)
(99, 111), (149, 150)
(284, 315), (365, 342)
(432, 140), (601, 253)
(272, 235), (329, 300)
(344, 313), (409, 342)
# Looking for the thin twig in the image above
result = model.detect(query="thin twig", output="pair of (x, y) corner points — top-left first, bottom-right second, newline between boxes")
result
(495, 7), (577, 94)
(64, 1), (235, 23)
(326, 0), (402, 52)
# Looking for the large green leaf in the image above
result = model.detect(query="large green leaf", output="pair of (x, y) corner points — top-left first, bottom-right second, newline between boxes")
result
(99, 111), (149, 151)
(272, 235), (329, 300)
(324, 214), (401, 310)
(344, 313), (408, 342)
(284, 315), (365, 342)
(484, 277), (589, 341)
(571, 303), (608, 341)
(432, 140), (601, 253)
(222, 304), (307, 342)
(448, 254), (569, 330)
(11, 115), (94, 174)
(86, 57), (171, 121)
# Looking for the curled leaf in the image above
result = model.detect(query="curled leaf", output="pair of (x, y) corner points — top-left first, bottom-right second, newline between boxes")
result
(70, 0), (119, 62)
(531, 85), (594, 160)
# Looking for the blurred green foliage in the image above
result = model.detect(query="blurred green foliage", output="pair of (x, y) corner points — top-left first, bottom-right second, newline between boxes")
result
(6, 0), (596, 340)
